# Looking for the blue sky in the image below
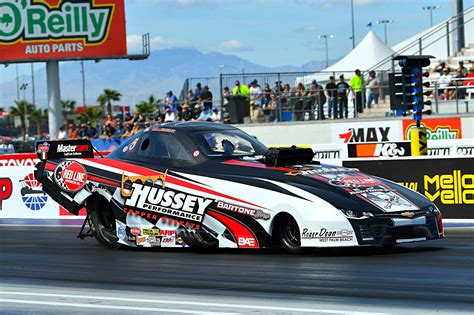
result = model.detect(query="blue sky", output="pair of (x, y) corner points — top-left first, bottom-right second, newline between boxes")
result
(124, 0), (474, 66)
(2, 0), (473, 83)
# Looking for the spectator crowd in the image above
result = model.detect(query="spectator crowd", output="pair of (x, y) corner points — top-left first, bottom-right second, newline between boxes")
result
(54, 59), (474, 140)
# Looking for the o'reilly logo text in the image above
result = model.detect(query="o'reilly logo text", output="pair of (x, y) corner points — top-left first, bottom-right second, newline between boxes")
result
(0, 0), (113, 44)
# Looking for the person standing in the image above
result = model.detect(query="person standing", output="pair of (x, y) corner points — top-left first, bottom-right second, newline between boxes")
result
(232, 80), (249, 96)
(366, 71), (380, 109)
(249, 80), (264, 123)
(325, 76), (338, 119)
(336, 75), (350, 119)
(200, 85), (213, 111)
(350, 69), (364, 115)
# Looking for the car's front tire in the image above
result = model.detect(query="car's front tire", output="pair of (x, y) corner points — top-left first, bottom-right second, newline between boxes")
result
(274, 214), (302, 254)
(87, 197), (121, 250)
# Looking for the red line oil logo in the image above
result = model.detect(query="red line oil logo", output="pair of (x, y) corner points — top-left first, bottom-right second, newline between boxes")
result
(0, 178), (13, 210)
(54, 161), (87, 192)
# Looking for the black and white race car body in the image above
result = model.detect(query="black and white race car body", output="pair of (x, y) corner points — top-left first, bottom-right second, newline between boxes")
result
(34, 122), (444, 252)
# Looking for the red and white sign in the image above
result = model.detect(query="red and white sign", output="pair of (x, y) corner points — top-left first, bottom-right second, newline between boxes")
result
(54, 161), (88, 192)
(0, 0), (127, 63)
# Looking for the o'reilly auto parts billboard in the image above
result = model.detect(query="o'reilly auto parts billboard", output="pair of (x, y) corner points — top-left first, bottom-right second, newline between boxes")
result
(0, 0), (126, 62)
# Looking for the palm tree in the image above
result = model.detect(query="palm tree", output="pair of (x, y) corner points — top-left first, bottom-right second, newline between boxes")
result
(136, 95), (158, 115)
(28, 108), (48, 138)
(97, 89), (122, 116)
(9, 100), (34, 140)
(61, 99), (76, 123)
(77, 107), (103, 126)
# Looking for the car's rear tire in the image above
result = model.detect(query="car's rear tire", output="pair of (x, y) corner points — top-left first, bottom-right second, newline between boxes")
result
(87, 198), (121, 250)
(274, 214), (303, 254)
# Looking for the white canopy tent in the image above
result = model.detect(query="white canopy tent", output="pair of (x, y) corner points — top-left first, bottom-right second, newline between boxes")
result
(297, 31), (394, 84)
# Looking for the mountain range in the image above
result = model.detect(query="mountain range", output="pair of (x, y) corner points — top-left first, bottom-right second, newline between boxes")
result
(0, 48), (336, 110)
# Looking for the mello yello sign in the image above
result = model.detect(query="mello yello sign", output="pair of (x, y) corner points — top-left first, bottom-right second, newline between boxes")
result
(0, 0), (126, 62)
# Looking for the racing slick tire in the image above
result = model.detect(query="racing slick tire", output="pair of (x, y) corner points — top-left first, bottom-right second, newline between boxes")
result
(274, 213), (303, 254)
(87, 197), (121, 250)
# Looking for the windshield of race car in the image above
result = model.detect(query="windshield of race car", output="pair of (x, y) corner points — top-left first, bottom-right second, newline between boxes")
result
(192, 130), (268, 157)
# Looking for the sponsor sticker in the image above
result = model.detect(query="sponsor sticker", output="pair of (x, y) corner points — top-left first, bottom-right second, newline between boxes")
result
(54, 161), (87, 192)
(117, 226), (126, 240)
(301, 228), (354, 242)
(237, 237), (257, 248)
(216, 200), (270, 220)
(123, 181), (213, 224)
(130, 227), (141, 236)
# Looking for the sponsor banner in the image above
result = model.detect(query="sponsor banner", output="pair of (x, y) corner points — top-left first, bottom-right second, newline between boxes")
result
(428, 139), (474, 156)
(0, 166), (60, 218)
(35, 140), (94, 160)
(347, 142), (411, 158)
(0, 0), (127, 63)
(331, 120), (402, 143)
(311, 143), (348, 159)
(0, 153), (39, 167)
(343, 157), (474, 219)
(403, 118), (462, 141)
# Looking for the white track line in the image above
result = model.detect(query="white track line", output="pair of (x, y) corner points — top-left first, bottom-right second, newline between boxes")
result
(0, 291), (385, 314)
(0, 298), (228, 314)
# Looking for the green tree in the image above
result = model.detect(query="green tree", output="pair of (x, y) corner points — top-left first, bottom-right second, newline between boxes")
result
(61, 99), (76, 123)
(97, 89), (122, 116)
(77, 107), (103, 126)
(9, 100), (34, 140)
(28, 108), (48, 138)
(136, 95), (158, 115)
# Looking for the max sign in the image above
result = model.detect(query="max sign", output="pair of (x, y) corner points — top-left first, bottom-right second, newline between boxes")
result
(0, 0), (126, 62)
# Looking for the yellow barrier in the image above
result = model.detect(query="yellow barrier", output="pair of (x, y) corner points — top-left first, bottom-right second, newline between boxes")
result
(410, 127), (428, 156)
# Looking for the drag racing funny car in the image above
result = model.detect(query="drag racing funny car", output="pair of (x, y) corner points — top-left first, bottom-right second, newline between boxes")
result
(34, 122), (444, 252)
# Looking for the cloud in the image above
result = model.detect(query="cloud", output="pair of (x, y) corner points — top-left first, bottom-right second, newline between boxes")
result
(216, 40), (252, 53)
(127, 34), (194, 52)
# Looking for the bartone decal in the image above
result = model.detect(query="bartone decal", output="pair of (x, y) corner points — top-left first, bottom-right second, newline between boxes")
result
(216, 200), (270, 220)
(301, 228), (354, 242)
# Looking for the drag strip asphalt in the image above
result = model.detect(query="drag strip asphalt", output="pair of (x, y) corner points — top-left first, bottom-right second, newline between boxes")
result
(0, 225), (473, 314)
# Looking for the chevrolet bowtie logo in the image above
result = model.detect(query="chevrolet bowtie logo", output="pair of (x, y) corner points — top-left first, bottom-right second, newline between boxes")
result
(401, 211), (415, 218)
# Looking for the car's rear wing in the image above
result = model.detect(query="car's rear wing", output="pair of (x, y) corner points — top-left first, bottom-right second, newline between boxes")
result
(35, 140), (95, 161)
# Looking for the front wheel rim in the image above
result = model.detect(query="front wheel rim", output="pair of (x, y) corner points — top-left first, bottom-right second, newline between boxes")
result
(282, 216), (301, 247)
